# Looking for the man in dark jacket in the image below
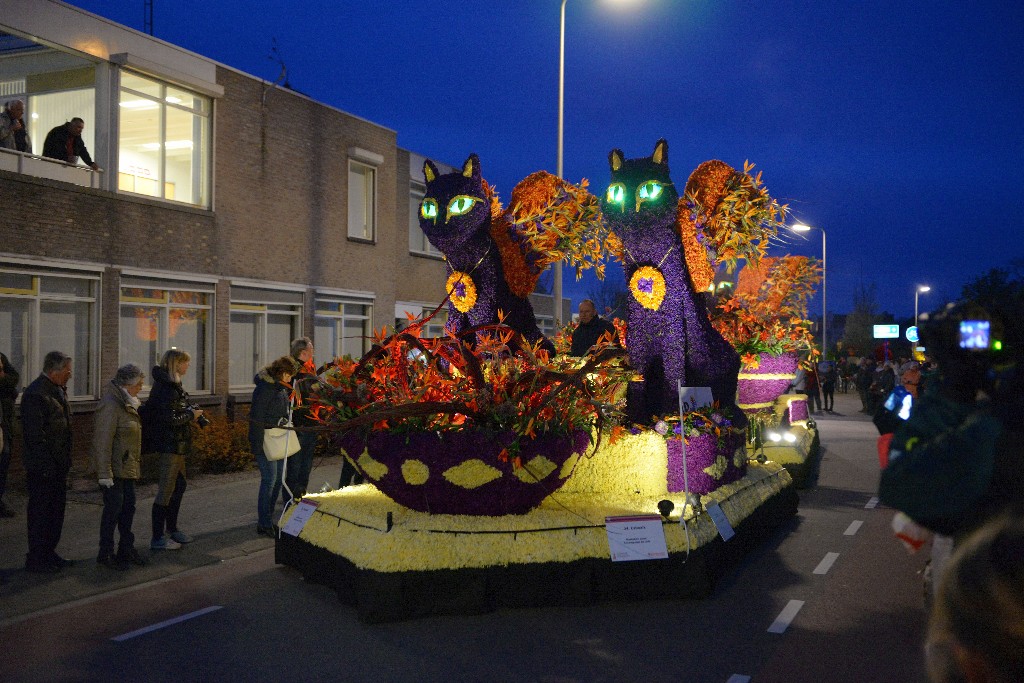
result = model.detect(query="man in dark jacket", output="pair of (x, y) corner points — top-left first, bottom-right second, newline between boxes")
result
(0, 351), (20, 517)
(42, 118), (100, 171)
(21, 351), (74, 572)
(285, 337), (318, 498)
(569, 299), (616, 357)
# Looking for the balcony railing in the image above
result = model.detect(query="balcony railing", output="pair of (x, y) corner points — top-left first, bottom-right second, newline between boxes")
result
(0, 147), (103, 189)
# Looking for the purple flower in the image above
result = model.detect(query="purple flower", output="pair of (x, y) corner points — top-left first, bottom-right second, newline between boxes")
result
(674, 424), (682, 435)
(637, 277), (654, 294)
(454, 282), (467, 298)
(629, 426), (642, 435)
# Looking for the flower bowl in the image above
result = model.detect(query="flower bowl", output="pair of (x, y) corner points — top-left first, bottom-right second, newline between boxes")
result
(736, 352), (798, 413)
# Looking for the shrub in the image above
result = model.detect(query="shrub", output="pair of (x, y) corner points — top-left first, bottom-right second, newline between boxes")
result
(192, 413), (253, 474)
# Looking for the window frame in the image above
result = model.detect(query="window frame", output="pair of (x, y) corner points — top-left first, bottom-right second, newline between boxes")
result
(347, 159), (377, 243)
(408, 180), (443, 258)
(228, 287), (304, 392)
(314, 295), (373, 362)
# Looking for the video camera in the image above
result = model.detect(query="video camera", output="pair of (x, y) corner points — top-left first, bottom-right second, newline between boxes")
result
(187, 401), (211, 428)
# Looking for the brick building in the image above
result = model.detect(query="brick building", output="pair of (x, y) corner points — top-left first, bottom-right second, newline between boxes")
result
(1, 2), (567, 477)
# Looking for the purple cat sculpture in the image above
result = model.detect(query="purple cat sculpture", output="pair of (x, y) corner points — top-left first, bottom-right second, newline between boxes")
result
(420, 154), (555, 355)
(602, 139), (742, 424)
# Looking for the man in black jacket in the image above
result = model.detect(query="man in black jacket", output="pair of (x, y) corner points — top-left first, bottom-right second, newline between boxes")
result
(570, 299), (616, 357)
(42, 118), (100, 171)
(0, 352), (19, 517)
(21, 351), (74, 572)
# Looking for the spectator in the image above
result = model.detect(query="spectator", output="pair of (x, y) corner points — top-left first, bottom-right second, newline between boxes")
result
(819, 359), (838, 412)
(42, 117), (100, 171)
(569, 299), (615, 357)
(901, 360), (923, 399)
(856, 358), (876, 412)
(285, 337), (317, 500)
(20, 351), (73, 573)
(0, 99), (31, 153)
(249, 356), (295, 537)
(925, 514), (1024, 683)
(0, 351), (19, 518)
(92, 364), (148, 570)
(141, 349), (202, 551)
(804, 360), (822, 414)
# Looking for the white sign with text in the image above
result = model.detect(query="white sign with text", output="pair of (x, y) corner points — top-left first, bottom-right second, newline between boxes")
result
(706, 502), (736, 542)
(605, 514), (669, 561)
(281, 499), (319, 536)
(678, 386), (714, 412)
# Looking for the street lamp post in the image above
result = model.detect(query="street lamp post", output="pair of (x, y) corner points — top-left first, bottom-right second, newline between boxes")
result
(792, 223), (827, 357)
(552, 0), (568, 329)
(914, 285), (931, 331)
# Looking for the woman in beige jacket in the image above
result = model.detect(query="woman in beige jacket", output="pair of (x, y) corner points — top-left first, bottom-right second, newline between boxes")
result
(92, 364), (148, 570)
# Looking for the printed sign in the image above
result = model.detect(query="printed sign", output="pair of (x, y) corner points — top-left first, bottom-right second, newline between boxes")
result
(281, 499), (319, 536)
(677, 385), (714, 412)
(605, 514), (669, 561)
(706, 502), (736, 542)
(873, 324), (900, 339)
(906, 326), (919, 343)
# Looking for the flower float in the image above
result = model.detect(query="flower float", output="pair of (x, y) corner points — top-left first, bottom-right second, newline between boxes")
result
(309, 314), (630, 515)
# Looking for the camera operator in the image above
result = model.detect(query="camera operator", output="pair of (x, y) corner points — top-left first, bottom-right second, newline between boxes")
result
(880, 297), (1024, 570)
(140, 349), (204, 551)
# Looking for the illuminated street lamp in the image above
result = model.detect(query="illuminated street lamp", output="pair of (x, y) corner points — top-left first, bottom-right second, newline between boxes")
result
(791, 223), (827, 357)
(914, 285), (931, 331)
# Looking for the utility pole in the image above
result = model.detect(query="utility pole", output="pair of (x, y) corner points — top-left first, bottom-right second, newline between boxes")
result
(144, 0), (154, 35)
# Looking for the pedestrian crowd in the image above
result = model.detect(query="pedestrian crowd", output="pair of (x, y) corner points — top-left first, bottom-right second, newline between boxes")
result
(0, 337), (325, 574)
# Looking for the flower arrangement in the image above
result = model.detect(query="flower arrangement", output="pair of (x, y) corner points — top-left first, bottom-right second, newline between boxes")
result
(677, 160), (789, 292)
(711, 255), (822, 369)
(614, 402), (739, 451)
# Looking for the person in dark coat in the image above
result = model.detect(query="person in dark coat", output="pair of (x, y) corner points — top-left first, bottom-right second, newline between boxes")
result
(0, 351), (19, 517)
(42, 117), (100, 171)
(284, 337), (317, 499)
(140, 349), (203, 550)
(249, 356), (295, 536)
(20, 351), (73, 573)
(569, 299), (616, 357)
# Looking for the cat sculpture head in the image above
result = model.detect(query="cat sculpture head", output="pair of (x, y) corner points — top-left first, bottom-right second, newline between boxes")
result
(602, 138), (680, 240)
(419, 154), (491, 255)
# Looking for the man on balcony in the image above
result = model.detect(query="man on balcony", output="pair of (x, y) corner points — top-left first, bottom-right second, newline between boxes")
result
(42, 117), (100, 172)
(0, 100), (31, 153)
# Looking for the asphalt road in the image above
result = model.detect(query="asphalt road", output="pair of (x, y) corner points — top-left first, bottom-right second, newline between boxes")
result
(0, 391), (931, 683)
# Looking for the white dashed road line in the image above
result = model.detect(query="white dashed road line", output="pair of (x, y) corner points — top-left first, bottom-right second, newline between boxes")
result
(813, 552), (840, 575)
(726, 675), (751, 683)
(844, 520), (864, 536)
(865, 497), (879, 509)
(111, 606), (223, 642)
(767, 600), (805, 634)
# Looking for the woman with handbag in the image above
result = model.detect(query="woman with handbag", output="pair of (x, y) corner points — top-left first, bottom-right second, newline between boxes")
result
(249, 356), (295, 537)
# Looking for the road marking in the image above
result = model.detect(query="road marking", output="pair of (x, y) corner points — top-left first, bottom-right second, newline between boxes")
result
(726, 676), (751, 683)
(845, 520), (864, 536)
(865, 497), (879, 509)
(814, 552), (840, 575)
(112, 605), (223, 642)
(767, 599), (804, 634)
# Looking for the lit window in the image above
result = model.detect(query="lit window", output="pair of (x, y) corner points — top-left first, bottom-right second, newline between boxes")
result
(315, 297), (372, 361)
(348, 161), (376, 241)
(229, 286), (304, 390)
(0, 267), (99, 399)
(119, 279), (213, 393)
(118, 71), (211, 207)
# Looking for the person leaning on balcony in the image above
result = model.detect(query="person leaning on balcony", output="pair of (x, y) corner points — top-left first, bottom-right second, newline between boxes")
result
(42, 117), (100, 171)
(0, 99), (31, 153)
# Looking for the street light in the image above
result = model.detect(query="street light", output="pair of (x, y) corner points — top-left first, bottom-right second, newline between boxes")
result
(914, 285), (931, 331)
(792, 223), (827, 357)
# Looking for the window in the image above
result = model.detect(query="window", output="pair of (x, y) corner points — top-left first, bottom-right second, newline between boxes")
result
(118, 71), (211, 207)
(119, 279), (214, 393)
(229, 286), (303, 390)
(315, 297), (372, 361)
(0, 267), (99, 399)
(348, 161), (376, 241)
(409, 181), (442, 257)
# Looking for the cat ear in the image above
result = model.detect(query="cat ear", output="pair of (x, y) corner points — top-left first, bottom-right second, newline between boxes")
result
(652, 139), (669, 166)
(462, 153), (481, 179)
(609, 149), (624, 172)
(423, 160), (439, 183)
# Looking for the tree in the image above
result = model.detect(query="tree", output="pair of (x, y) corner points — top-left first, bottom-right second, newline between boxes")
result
(842, 282), (879, 357)
(587, 272), (629, 320)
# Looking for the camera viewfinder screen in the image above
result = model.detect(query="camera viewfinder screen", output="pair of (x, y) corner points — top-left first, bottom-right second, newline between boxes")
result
(959, 320), (990, 349)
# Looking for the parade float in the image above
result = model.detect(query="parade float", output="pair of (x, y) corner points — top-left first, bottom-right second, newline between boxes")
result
(275, 144), (805, 622)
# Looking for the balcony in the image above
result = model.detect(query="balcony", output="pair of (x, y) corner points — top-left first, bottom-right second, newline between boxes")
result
(0, 147), (102, 189)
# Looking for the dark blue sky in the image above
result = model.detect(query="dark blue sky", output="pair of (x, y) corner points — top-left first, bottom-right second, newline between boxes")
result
(70, 0), (1024, 319)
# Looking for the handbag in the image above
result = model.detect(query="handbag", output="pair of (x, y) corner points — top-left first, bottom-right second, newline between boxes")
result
(263, 398), (300, 461)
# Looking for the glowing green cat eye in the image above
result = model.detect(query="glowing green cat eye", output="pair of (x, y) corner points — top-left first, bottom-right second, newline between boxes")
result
(421, 199), (438, 221)
(606, 183), (625, 205)
(637, 181), (664, 201)
(447, 195), (479, 219)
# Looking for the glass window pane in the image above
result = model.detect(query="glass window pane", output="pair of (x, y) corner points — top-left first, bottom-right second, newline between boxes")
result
(28, 88), (96, 158)
(120, 305), (160, 380)
(121, 72), (161, 98)
(230, 312), (259, 387)
(348, 163), (374, 240)
(342, 317), (366, 359)
(314, 319), (338, 362)
(165, 84), (208, 114)
(40, 300), (92, 397)
(409, 187), (425, 252)
(267, 313), (296, 362)
(0, 297), (31, 377)
(168, 308), (208, 392)
(0, 272), (34, 292)
(39, 276), (93, 297)
(170, 291), (207, 306)
(164, 107), (199, 204)
(119, 86), (162, 197)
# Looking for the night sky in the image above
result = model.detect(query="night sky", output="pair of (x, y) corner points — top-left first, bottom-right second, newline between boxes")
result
(66, 0), (1024, 320)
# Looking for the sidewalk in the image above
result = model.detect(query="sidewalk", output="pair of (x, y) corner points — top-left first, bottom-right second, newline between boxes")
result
(0, 455), (345, 625)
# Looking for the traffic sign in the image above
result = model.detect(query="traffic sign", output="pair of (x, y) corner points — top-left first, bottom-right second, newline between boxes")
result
(906, 326), (919, 343)
(873, 324), (899, 339)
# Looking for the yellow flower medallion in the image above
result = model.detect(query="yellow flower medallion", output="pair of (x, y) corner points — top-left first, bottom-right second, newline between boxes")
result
(446, 271), (478, 313)
(629, 266), (666, 311)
